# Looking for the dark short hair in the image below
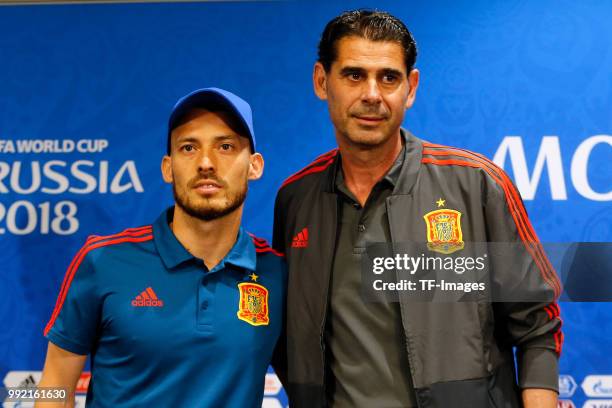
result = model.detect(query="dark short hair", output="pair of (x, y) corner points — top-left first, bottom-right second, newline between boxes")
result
(317, 9), (417, 73)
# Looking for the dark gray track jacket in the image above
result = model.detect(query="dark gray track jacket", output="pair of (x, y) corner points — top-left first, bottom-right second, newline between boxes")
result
(273, 130), (562, 408)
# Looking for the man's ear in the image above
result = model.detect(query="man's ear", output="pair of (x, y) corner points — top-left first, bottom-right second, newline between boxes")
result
(405, 68), (420, 109)
(161, 155), (173, 184)
(313, 62), (329, 101)
(248, 153), (264, 181)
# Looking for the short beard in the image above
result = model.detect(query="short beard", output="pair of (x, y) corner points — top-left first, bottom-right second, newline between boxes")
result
(340, 127), (390, 149)
(173, 182), (247, 221)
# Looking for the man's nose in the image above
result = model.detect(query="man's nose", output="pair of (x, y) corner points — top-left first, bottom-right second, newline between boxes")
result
(197, 150), (216, 173)
(362, 79), (383, 104)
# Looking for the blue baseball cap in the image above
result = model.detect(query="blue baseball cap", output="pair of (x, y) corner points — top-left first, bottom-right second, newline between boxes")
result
(167, 87), (256, 153)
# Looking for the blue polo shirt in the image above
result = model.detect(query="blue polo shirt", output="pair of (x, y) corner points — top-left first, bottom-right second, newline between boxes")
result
(45, 207), (286, 407)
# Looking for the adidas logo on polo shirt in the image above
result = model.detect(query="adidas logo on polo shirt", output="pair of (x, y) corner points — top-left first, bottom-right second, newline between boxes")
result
(131, 287), (164, 307)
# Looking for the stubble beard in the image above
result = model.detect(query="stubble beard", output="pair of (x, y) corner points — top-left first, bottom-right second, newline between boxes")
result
(173, 180), (247, 222)
(340, 105), (395, 149)
(339, 122), (396, 150)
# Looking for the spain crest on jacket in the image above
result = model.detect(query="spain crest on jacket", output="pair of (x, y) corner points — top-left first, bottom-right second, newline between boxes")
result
(423, 208), (465, 254)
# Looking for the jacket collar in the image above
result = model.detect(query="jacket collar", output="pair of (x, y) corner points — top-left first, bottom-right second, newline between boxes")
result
(323, 128), (423, 195)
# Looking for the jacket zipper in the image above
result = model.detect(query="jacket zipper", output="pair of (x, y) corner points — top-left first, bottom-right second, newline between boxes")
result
(319, 199), (339, 405)
(387, 196), (422, 408)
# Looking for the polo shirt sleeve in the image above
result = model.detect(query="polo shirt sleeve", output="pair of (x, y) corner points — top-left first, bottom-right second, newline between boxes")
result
(44, 247), (101, 356)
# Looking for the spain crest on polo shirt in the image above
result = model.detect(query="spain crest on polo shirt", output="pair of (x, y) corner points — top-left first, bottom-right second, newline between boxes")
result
(237, 282), (270, 326)
(423, 209), (465, 254)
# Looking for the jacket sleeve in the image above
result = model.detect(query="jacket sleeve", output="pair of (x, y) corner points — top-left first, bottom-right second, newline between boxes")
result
(484, 169), (563, 393)
(270, 254), (288, 388)
(273, 188), (288, 254)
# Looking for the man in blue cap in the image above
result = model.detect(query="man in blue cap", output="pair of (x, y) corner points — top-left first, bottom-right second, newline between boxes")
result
(37, 88), (286, 407)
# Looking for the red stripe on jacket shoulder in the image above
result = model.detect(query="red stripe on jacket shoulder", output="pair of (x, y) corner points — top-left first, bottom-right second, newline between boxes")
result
(280, 148), (338, 189)
(248, 233), (284, 257)
(44, 227), (154, 336)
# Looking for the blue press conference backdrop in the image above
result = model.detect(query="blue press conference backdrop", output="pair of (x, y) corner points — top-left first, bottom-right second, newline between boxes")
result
(1, 1), (611, 407)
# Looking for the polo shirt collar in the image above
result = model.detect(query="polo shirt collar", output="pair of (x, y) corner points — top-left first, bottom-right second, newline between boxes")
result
(153, 207), (256, 272)
(323, 129), (422, 195)
(329, 138), (406, 195)
(154, 207), (193, 270)
(212, 225), (256, 273)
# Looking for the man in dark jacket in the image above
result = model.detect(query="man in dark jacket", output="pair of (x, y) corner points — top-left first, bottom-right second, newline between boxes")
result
(273, 9), (562, 408)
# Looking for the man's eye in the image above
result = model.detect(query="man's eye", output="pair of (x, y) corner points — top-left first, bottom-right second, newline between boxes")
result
(181, 144), (194, 152)
(349, 73), (361, 81)
(220, 143), (233, 151)
(382, 74), (397, 83)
